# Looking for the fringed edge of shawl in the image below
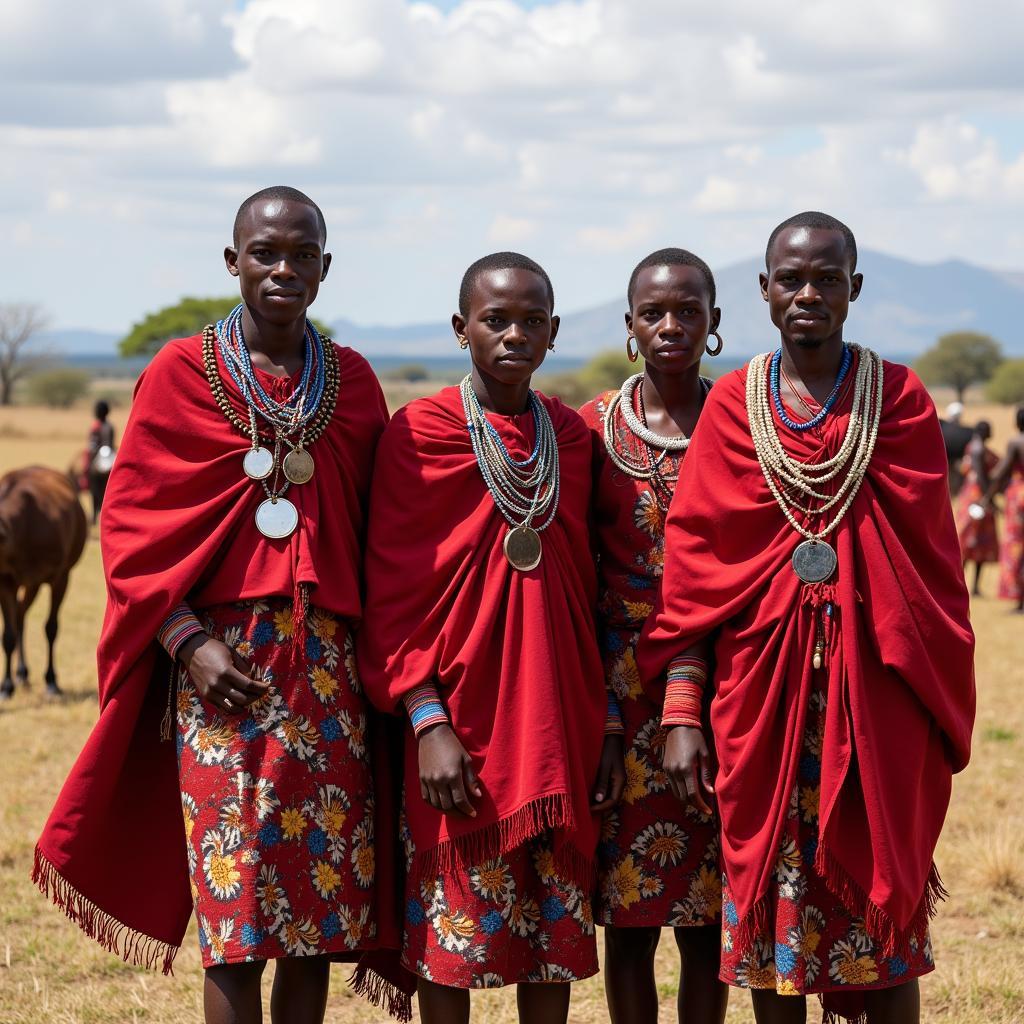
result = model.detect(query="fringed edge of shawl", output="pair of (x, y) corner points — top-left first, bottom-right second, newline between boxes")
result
(819, 997), (868, 1024)
(349, 960), (414, 1023)
(730, 853), (946, 965)
(411, 792), (593, 890)
(32, 847), (178, 975)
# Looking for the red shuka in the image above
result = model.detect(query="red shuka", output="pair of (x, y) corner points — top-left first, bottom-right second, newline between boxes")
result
(32, 335), (396, 974)
(638, 359), (975, 957)
(358, 386), (605, 888)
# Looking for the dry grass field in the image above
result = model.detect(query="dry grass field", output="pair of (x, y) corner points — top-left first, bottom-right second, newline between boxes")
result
(0, 391), (1022, 1024)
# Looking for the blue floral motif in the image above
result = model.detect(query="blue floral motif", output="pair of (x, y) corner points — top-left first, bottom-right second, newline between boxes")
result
(320, 717), (342, 742)
(886, 955), (908, 978)
(799, 754), (821, 783)
(406, 899), (426, 926)
(480, 909), (505, 934)
(258, 822), (282, 846)
(238, 717), (261, 742)
(305, 635), (322, 662)
(541, 897), (566, 921)
(775, 942), (797, 973)
(724, 899), (739, 926)
(241, 922), (265, 948)
(322, 912), (341, 939)
(307, 827), (327, 856)
(252, 620), (274, 647)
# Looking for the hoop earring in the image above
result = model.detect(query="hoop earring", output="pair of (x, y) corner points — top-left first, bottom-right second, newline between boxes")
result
(706, 331), (724, 357)
(457, 334), (469, 350)
(626, 334), (639, 363)
(548, 342), (556, 351)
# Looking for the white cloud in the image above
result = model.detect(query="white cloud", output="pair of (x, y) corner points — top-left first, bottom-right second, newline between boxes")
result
(2, 0), (1024, 330)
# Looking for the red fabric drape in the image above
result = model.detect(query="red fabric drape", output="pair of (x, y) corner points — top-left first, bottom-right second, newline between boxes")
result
(33, 334), (397, 972)
(358, 386), (605, 887)
(638, 358), (975, 957)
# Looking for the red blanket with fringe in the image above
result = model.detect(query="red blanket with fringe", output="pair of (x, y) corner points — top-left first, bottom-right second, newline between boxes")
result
(357, 385), (605, 888)
(638, 359), (975, 965)
(33, 334), (410, 1014)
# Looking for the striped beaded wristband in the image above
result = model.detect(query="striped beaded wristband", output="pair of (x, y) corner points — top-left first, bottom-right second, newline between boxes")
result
(662, 655), (708, 729)
(605, 690), (624, 736)
(158, 601), (206, 659)
(404, 682), (449, 736)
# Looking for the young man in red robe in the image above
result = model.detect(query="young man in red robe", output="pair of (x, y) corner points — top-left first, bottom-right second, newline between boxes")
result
(359, 252), (623, 1024)
(33, 187), (408, 1023)
(639, 212), (975, 1024)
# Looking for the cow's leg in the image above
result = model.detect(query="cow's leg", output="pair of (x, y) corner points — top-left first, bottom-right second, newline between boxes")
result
(0, 580), (17, 699)
(44, 573), (69, 695)
(15, 582), (39, 686)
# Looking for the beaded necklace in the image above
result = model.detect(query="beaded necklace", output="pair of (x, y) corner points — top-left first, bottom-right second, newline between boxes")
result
(202, 316), (340, 539)
(746, 342), (883, 589)
(460, 374), (560, 571)
(769, 344), (852, 432)
(603, 373), (712, 512)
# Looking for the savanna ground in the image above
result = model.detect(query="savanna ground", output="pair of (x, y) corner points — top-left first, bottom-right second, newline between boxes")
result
(0, 382), (1022, 1023)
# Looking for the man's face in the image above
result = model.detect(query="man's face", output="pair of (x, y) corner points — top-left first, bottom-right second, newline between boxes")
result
(759, 227), (862, 348)
(225, 199), (330, 325)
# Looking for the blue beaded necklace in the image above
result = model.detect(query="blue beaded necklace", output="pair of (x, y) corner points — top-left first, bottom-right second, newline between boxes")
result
(216, 303), (326, 434)
(769, 344), (852, 432)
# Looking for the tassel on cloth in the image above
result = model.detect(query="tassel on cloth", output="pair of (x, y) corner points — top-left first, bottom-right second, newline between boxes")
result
(349, 958), (415, 1023)
(32, 847), (179, 975)
(412, 792), (594, 892)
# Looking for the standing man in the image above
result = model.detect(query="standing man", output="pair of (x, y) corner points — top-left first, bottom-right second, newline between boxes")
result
(640, 212), (975, 1024)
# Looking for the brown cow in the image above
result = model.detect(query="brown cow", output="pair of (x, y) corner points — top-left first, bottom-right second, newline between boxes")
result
(0, 466), (87, 698)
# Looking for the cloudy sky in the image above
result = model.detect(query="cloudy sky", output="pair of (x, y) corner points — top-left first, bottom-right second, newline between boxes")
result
(3, 0), (1024, 333)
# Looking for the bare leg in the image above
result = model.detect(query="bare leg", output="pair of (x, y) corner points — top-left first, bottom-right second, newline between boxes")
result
(971, 561), (983, 597)
(270, 956), (331, 1024)
(204, 960), (267, 1024)
(864, 978), (919, 1024)
(674, 925), (728, 1024)
(44, 573), (69, 694)
(516, 981), (571, 1024)
(0, 580), (17, 699)
(15, 581), (39, 685)
(750, 989), (806, 1024)
(417, 977), (470, 1024)
(603, 926), (660, 1024)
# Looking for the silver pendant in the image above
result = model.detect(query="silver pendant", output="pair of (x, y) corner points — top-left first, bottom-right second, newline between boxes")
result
(255, 496), (298, 539)
(792, 539), (837, 584)
(504, 525), (542, 572)
(283, 447), (315, 485)
(243, 446), (274, 481)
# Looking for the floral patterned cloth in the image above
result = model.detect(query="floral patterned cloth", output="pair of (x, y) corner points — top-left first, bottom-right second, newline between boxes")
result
(998, 465), (1024, 601)
(400, 819), (598, 988)
(579, 391), (721, 928)
(176, 598), (377, 967)
(720, 672), (934, 996)
(955, 447), (999, 563)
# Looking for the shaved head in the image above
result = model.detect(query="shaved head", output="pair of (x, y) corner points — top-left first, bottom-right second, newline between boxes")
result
(233, 186), (326, 246)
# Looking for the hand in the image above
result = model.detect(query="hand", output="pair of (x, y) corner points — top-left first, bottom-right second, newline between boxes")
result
(178, 633), (269, 715)
(417, 723), (482, 818)
(591, 734), (626, 811)
(662, 725), (715, 815)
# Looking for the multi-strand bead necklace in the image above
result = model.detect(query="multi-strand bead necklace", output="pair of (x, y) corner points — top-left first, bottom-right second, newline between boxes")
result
(603, 372), (712, 512)
(746, 342), (883, 589)
(460, 374), (560, 571)
(202, 304), (340, 538)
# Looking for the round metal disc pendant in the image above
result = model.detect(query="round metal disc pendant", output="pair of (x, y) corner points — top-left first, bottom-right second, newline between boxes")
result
(255, 497), (299, 539)
(243, 446), (274, 481)
(792, 539), (837, 584)
(283, 447), (315, 485)
(504, 525), (542, 572)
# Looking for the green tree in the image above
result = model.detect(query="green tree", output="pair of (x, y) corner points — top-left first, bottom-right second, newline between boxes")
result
(118, 297), (333, 357)
(384, 363), (430, 382)
(915, 331), (1004, 403)
(986, 358), (1024, 405)
(540, 350), (638, 406)
(26, 367), (91, 408)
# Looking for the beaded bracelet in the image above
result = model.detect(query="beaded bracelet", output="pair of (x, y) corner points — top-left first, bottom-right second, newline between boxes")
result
(404, 682), (449, 736)
(663, 655), (708, 729)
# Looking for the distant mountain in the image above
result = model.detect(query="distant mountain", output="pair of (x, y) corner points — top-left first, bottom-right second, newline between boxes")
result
(44, 249), (1024, 364)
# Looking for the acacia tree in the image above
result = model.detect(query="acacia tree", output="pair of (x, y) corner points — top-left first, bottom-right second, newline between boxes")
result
(119, 297), (332, 357)
(987, 358), (1024, 405)
(915, 331), (1004, 403)
(0, 303), (49, 405)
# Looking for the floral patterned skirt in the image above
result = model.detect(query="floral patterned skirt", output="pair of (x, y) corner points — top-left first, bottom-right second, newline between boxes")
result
(176, 598), (377, 967)
(596, 637), (721, 927)
(720, 677), (934, 996)
(956, 478), (999, 563)
(400, 821), (599, 989)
